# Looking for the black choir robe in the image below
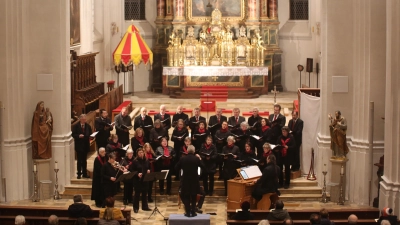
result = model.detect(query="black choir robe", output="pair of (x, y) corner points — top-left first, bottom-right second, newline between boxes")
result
(269, 113), (286, 128)
(254, 126), (272, 159)
(95, 117), (113, 149)
(208, 115), (227, 137)
(175, 154), (204, 195)
(133, 115), (154, 141)
(114, 113), (132, 146)
(192, 129), (210, 151)
(154, 113), (171, 131)
(130, 136), (148, 156)
(72, 122), (92, 153)
(214, 129), (232, 153)
(171, 127), (189, 158)
(199, 144), (218, 174)
(91, 155), (106, 203)
(188, 116), (206, 134)
(149, 127), (169, 150)
(232, 129), (251, 152)
(172, 113), (189, 127)
(222, 144), (240, 179)
(101, 162), (117, 198)
(239, 151), (257, 167)
(247, 115), (262, 135)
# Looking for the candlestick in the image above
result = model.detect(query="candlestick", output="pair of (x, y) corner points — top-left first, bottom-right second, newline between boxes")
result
(53, 168), (61, 200)
(340, 165), (344, 175)
(324, 163), (327, 172)
(33, 164), (37, 172)
(55, 161), (58, 170)
(32, 170), (39, 202)
(338, 171), (345, 205)
(321, 170), (328, 203)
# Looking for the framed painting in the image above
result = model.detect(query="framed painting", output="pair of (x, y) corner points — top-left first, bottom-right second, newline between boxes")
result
(251, 75), (265, 87)
(70, 0), (81, 46)
(187, 0), (246, 22)
(166, 75), (180, 87)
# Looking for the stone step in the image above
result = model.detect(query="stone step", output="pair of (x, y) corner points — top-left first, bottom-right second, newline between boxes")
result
(278, 194), (324, 201)
(279, 186), (321, 195)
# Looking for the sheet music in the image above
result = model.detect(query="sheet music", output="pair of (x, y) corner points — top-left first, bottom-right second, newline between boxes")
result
(90, 131), (99, 137)
(122, 144), (130, 151)
(161, 170), (169, 179)
(243, 165), (262, 178)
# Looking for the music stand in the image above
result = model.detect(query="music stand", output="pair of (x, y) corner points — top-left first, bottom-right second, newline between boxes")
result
(144, 171), (169, 219)
(115, 171), (137, 183)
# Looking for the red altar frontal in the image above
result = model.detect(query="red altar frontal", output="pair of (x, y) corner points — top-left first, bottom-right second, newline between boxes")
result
(162, 66), (269, 99)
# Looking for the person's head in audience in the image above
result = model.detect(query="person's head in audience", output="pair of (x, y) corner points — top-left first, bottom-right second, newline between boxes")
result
(121, 107), (128, 117)
(275, 200), (284, 210)
(258, 220), (270, 225)
(320, 208), (329, 219)
(283, 219), (294, 225)
(103, 207), (115, 221)
(381, 220), (391, 225)
(240, 201), (250, 212)
(73, 194), (83, 203)
(48, 215), (59, 225)
(309, 213), (320, 225)
(74, 217), (87, 225)
(15, 215), (25, 225)
(348, 214), (358, 224)
(105, 196), (115, 208)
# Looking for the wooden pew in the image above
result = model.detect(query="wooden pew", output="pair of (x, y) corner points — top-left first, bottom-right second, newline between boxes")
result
(226, 219), (381, 225)
(0, 206), (131, 225)
(0, 215), (126, 225)
(99, 85), (124, 115)
(226, 208), (380, 220)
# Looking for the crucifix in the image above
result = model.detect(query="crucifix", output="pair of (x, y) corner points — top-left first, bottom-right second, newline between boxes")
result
(271, 85), (279, 104)
(211, 76), (218, 81)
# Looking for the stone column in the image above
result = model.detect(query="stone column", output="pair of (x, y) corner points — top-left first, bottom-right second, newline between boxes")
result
(268, 0), (278, 20)
(165, 0), (174, 21)
(247, 0), (258, 21)
(380, 0), (400, 216)
(157, 0), (166, 20)
(260, 0), (269, 20)
(174, 0), (185, 21)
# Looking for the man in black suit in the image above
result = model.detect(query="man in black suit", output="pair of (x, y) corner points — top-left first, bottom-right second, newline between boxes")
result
(154, 104), (171, 131)
(175, 145), (204, 217)
(172, 105), (189, 127)
(134, 107), (153, 141)
(72, 114), (92, 179)
(228, 108), (246, 132)
(208, 108), (227, 137)
(248, 107), (262, 134)
(189, 108), (206, 135)
(68, 194), (93, 218)
(95, 109), (113, 151)
(269, 104), (286, 128)
(114, 107), (132, 146)
(288, 111), (303, 171)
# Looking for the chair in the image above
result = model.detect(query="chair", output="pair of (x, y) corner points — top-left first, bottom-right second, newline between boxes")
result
(39, 180), (53, 200)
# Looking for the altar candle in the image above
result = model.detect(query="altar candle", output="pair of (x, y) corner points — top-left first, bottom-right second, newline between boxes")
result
(340, 166), (344, 175)
(34, 164), (37, 172)
(55, 161), (58, 170)
(324, 164), (326, 172)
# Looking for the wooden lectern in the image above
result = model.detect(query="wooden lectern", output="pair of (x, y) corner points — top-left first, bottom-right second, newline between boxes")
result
(226, 166), (262, 210)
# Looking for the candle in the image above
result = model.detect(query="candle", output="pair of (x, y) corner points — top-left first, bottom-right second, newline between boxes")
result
(55, 161), (58, 170)
(341, 166), (344, 175)
(324, 164), (327, 172)
(33, 164), (37, 172)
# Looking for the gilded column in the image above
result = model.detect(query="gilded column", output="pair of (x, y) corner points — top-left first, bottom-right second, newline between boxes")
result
(269, 0), (278, 20)
(174, 0), (185, 21)
(165, 0), (174, 21)
(156, 0), (166, 20)
(260, 0), (269, 20)
(247, 0), (258, 21)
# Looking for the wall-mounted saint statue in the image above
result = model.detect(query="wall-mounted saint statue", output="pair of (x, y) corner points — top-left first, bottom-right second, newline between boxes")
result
(32, 101), (53, 159)
(328, 111), (349, 159)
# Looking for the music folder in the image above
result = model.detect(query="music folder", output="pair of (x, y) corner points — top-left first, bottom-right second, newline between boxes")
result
(115, 171), (137, 183)
(143, 171), (169, 182)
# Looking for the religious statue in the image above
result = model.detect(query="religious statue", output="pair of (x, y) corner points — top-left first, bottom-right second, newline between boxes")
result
(32, 101), (53, 159)
(328, 111), (349, 159)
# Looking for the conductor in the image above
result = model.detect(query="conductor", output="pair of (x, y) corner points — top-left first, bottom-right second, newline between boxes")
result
(175, 145), (203, 217)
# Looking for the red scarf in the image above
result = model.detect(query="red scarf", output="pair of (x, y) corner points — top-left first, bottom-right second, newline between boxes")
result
(146, 152), (154, 171)
(97, 155), (106, 166)
(182, 145), (188, 153)
(262, 125), (270, 132)
(136, 135), (144, 145)
(242, 129), (247, 134)
(177, 127), (182, 131)
(198, 128), (205, 133)
(227, 143), (234, 148)
(163, 146), (171, 166)
(245, 149), (253, 154)
(110, 142), (121, 149)
(220, 128), (228, 133)
(204, 143), (211, 150)
(263, 150), (272, 158)
(280, 137), (290, 157)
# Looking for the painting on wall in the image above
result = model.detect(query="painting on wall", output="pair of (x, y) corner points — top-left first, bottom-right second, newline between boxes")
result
(70, 0), (81, 46)
(187, 0), (245, 21)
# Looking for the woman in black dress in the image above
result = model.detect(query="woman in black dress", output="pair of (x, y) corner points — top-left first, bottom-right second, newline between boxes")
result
(255, 118), (271, 159)
(233, 122), (251, 153)
(156, 137), (176, 195)
(180, 136), (192, 158)
(192, 121), (210, 152)
(121, 149), (135, 205)
(132, 148), (152, 213)
(239, 142), (257, 167)
(91, 147), (106, 207)
(101, 153), (121, 206)
(144, 143), (156, 202)
(106, 134), (122, 161)
(214, 121), (231, 180)
(222, 136), (240, 196)
(149, 119), (169, 151)
(258, 143), (273, 171)
(199, 136), (217, 196)
(131, 128), (147, 156)
(171, 119), (188, 180)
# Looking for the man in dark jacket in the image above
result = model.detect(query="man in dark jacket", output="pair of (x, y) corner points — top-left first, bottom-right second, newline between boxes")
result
(154, 104), (171, 131)
(68, 194), (93, 218)
(233, 201), (254, 220)
(288, 111), (303, 171)
(95, 109), (114, 151)
(72, 114), (92, 179)
(252, 154), (280, 201)
(266, 200), (291, 221)
(133, 107), (154, 141)
(269, 104), (286, 128)
(175, 145), (204, 217)
(208, 108), (227, 137)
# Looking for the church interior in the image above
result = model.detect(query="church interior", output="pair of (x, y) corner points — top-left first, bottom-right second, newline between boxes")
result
(0, 0), (399, 224)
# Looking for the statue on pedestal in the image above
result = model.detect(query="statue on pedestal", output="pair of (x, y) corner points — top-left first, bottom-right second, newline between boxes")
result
(328, 111), (349, 159)
(32, 101), (53, 159)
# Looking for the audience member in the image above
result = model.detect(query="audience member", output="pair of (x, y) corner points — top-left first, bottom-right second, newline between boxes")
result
(377, 207), (398, 225)
(380, 220), (391, 225)
(68, 194), (93, 218)
(258, 220), (271, 225)
(234, 201), (255, 220)
(74, 217), (87, 225)
(15, 215), (25, 225)
(283, 219), (294, 225)
(267, 200), (291, 221)
(348, 214), (358, 224)
(99, 197), (124, 220)
(98, 207), (119, 225)
(310, 213), (320, 225)
(320, 208), (335, 225)
(48, 215), (59, 225)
